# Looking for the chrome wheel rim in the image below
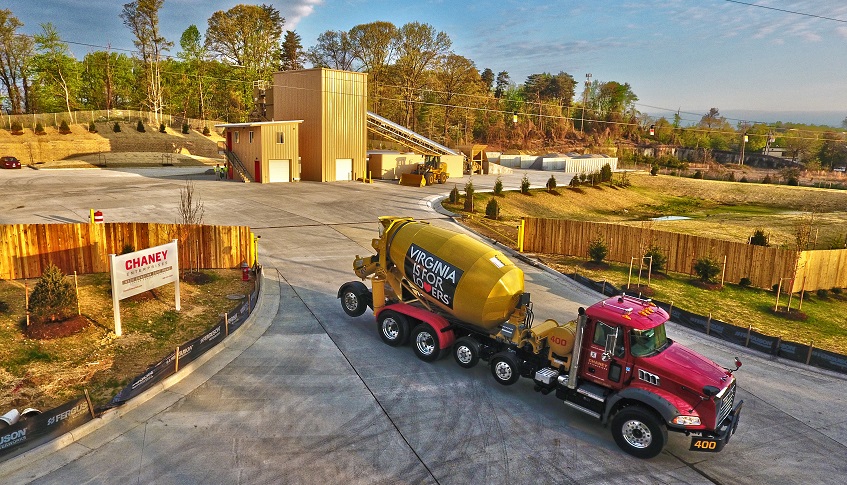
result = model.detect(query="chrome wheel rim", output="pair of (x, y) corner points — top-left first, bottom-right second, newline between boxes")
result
(416, 331), (435, 355)
(343, 292), (359, 312)
(456, 345), (473, 364)
(494, 361), (513, 381)
(621, 419), (652, 449)
(382, 318), (399, 340)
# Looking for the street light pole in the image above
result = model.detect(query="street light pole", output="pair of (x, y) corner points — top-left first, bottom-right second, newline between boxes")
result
(580, 73), (592, 133)
(740, 132), (748, 165)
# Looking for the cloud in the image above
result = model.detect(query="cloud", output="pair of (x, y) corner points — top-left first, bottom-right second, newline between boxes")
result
(278, 0), (324, 30)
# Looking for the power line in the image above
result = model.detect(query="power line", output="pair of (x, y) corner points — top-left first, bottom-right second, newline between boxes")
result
(722, 0), (847, 23)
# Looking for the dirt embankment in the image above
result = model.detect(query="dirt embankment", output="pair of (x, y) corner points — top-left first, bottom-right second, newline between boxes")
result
(0, 122), (225, 165)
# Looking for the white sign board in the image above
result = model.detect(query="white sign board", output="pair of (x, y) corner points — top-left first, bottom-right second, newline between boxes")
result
(109, 240), (180, 336)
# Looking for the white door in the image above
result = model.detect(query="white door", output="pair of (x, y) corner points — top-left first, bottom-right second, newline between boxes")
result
(268, 159), (290, 183)
(335, 159), (353, 181)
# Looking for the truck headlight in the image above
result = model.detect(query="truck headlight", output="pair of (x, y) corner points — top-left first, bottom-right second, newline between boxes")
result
(672, 415), (701, 426)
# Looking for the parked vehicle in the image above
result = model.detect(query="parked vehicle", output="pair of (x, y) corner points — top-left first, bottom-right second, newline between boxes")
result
(1, 156), (21, 169)
(339, 217), (743, 458)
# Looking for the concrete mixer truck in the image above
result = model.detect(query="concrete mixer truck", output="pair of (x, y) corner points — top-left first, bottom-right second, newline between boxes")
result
(338, 216), (743, 459)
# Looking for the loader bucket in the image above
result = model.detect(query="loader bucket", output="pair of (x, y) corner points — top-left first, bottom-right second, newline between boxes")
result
(399, 173), (426, 186)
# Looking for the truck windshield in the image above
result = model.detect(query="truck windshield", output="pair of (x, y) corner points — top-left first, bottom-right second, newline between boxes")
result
(630, 324), (668, 357)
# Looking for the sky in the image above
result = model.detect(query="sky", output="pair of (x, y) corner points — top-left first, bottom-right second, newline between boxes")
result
(5, 0), (847, 127)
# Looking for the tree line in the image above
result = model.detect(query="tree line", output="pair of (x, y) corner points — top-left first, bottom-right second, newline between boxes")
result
(1, 3), (845, 168)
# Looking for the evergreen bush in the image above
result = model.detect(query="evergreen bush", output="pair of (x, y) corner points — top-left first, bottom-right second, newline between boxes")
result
(570, 174), (580, 187)
(750, 229), (769, 246)
(136, 120), (146, 132)
(739, 277), (752, 287)
(202, 126), (210, 136)
(159, 122), (166, 133)
(520, 174), (530, 194)
(643, 246), (666, 272)
(587, 237), (608, 264)
(28, 264), (77, 324)
(449, 184), (460, 203)
(650, 164), (659, 176)
(113, 122), (121, 133)
(59, 120), (71, 134)
(546, 175), (557, 192)
(463, 181), (474, 212)
(182, 122), (189, 134)
(88, 121), (97, 133)
(10, 120), (23, 134)
(493, 176), (503, 196)
(693, 257), (721, 283)
(485, 198), (499, 219)
(35, 122), (46, 135)
(600, 163), (612, 182)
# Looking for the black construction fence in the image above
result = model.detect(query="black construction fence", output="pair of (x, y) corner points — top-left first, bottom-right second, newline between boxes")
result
(0, 267), (262, 462)
(567, 273), (847, 375)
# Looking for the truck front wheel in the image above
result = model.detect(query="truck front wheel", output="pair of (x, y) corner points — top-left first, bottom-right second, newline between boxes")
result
(453, 336), (480, 368)
(411, 324), (442, 362)
(339, 282), (370, 317)
(378, 310), (409, 347)
(490, 351), (521, 385)
(611, 407), (667, 459)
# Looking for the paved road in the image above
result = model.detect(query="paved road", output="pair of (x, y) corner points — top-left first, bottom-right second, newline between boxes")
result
(1, 167), (845, 484)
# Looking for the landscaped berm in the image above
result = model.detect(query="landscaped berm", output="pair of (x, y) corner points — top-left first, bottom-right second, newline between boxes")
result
(0, 120), (225, 168)
(0, 268), (253, 412)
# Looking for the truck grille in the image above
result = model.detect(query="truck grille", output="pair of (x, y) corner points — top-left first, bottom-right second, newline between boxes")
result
(716, 381), (736, 427)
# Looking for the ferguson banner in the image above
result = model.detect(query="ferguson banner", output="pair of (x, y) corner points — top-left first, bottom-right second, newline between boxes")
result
(109, 240), (180, 336)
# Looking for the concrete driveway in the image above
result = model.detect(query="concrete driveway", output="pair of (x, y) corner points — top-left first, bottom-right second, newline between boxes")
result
(1, 167), (845, 484)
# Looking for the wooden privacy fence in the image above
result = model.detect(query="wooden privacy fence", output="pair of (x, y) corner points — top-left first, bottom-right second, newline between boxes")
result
(523, 218), (805, 290)
(0, 223), (253, 280)
(795, 250), (847, 293)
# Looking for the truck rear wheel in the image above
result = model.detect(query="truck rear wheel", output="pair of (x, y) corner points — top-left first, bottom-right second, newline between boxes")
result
(611, 407), (667, 459)
(490, 351), (521, 385)
(411, 324), (442, 362)
(453, 336), (480, 368)
(339, 282), (369, 317)
(378, 310), (409, 347)
(438, 173), (447, 184)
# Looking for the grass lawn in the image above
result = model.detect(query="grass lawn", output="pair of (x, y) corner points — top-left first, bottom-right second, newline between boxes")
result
(444, 172), (847, 355)
(0, 270), (253, 411)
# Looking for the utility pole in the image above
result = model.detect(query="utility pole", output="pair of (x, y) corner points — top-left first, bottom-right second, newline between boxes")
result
(580, 73), (592, 133)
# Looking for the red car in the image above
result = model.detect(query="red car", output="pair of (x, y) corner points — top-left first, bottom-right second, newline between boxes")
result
(2, 156), (21, 169)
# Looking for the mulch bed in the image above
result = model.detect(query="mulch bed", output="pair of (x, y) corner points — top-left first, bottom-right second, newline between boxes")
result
(690, 280), (723, 291)
(25, 315), (91, 339)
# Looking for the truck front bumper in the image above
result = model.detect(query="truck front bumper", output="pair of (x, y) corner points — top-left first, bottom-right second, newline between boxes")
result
(689, 399), (744, 453)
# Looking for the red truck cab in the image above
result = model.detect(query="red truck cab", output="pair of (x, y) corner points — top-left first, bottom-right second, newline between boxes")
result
(578, 295), (742, 457)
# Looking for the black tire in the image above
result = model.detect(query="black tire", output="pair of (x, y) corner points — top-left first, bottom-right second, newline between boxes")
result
(610, 407), (668, 459)
(438, 173), (448, 184)
(424, 172), (435, 186)
(411, 323), (442, 362)
(377, 310), (409, 347)
(339, 282), (369, 317)
(453, 336), (480, 369)
(490, 351), (521, 385)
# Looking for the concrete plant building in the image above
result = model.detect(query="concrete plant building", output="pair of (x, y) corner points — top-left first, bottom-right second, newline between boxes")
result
(216, 120), (302, 183)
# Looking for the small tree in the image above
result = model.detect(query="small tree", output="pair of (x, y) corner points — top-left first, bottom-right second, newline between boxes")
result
(587, 236), (608, 264)
(59, 120), (71, 134)
(10, 120), (23, 134)
(750, 229), (769, 246)
(113, 122), (121, 133)
(88, 121), (97, 133)
(136, 120), (146, 132)
(650, 164), (659, 176)
(693, 257), (721, 283)
(579, 172), (587, 184)
(463, 180), (474, 212)
(520, 174), (530, 194)
(449, 184), (460, 203)
(600, 163), (612, 182)
(202, 126), (210, 136)
(35, 122), (46, 135)
(181, 122), (189, 134)
(159, 122), (167, 133)
(28, 264), (77, 324)
(644, 246), (666, 272)
(762, 174), (772, 184)
(493, 176), (503, 196)
(485, 198), (499, 220)
(546, 175), (557, 193)
(570, 174), (580, 187)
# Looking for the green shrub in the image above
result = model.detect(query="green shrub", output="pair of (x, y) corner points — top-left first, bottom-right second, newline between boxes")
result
(136, 120), (146, 132)
(485, 198), (499, 220)
(832, 287), (843, 295)
(159, 122), (167, 133)
(113, 122), (121, 133)
(816, 289), (829, 298)
(35, 122), (46, 134)
(786, 176), (799, 186)
(10, 120), (23, 134)
(59, 120), (71, 134)
(202, 126), (210, 136)
(762, 174), (772, 184)
(739, 277), (752, 287)
(600, 163), (612, 182)
(88, 121), (97, 133)
(693, 257), (721, 283)
(449, 184), (460, 203)
(181, 122), (189, 134)
(28, 264), (77, 324)
(0, 300), (9, 313)
(579, 172), (587, 184)
(644, 246), (666, 272)
(493, 176), (503, 196)
(570, 175), (580, 187)
(121, 244), (135, 255)
(750, 229), (769, 246)
(650, 164), (659, 176)
(587, 237), (608, 264)
(546, 175), (557, 192)
(463, 180), (474, 212)
(520, 174), (530, 194)
(693, 170), (704, 179)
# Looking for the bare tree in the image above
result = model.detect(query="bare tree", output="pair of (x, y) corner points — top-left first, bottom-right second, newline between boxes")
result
(121, 0), (172, 124)
(178, 180), (204, 272)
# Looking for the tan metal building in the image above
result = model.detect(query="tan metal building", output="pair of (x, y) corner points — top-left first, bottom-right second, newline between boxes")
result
(272, 69), (368, 182)
(217, 121), (302, 183)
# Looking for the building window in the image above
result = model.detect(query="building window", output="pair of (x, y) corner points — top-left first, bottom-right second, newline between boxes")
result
(249, 131), (254, 143)
(276, 132), (285, 144)
(233, 131), (240, 143)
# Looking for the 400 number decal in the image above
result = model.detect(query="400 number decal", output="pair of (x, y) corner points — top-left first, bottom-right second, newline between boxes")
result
(690, 438), (721, 452)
